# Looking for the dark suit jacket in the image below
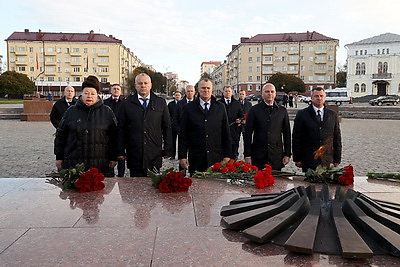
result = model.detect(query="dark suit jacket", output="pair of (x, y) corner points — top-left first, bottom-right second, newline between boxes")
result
(104, 96), (124, 116)
(239, 99), (252, 133)
(292, 105), (342, 171)
(178, 96), (232, 174)
(172, 96), (193, 133)
(244, 101), (291, 170)
(116, 92), (173, 171)
(218, 98), (243, 144)
(50, 97), (76, 128)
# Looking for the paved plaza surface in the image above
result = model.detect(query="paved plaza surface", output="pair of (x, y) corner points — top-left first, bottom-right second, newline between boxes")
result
(0, 118), (399, 178)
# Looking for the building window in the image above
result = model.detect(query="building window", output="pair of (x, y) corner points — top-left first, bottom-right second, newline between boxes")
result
(264, 66), (271, 71)
(309, 56), (314, 61)
(73, 48), (79, 53)
(377, 49), (380, 54)
(248, 47), (253, 53)
(57, 48), (62, 53)
(248, 76), (253, 82)
(48, 77), (55, 82)
(289, 66), (297, 71)
(84, 68), (88, 73)
(356, 63), (361, 75)
(47, 67), (55, 72)
(65, 68), (70, 73)
(361, 83), (366, 92)
(248, 57), (252, 63)
(30, 67), (34, 72)
(58, 77), (62, 82)
(101, 78), (107, 83)
(10, 47), (15, 52)
(318, 46), (325, 51)
(398, 83), (400, 93)
(328, 55), (333, 61)
(66, 77), (70, 82)
(84, 48), (88, 53)
(256, 47), (261, 52)
(328, 45), (333, 50)
(65, 48), (70, 54)
(47, 47), (54, 52)
(100, 58), (107, 63)
(361, 63), (366, 75)
(72, 58), (80, 63)
(309, 76), (313, 81)
(383, 62), (388, 73)
(65, 57), (70, 63)
(18, 66), (26, 71)
(46, 57), (54, 62)
(274, 56), (280, 62)
(281, 56), (287, 62)
(256, 76), (261, 81)
(290, 46), (298, 51)
(58, 67), (62, 72)
(92, 58), (97, 63)
(360, 50), (363, 55)
(264, 56), (272, 62)
(256, 66), (260, 72)
(300, 65), (305, 71)
(300, 75), (304, 80)
(73, 67), (80, 72)
(301, 46), (305, 51)
(92, 48), (96, 53)
(354, 83), (360, 92)
(378, 62), (382, 73)
(309, 65), (314, 71)
(18, 47), (26, 52)
(355, 50), (358, 55)
(282, 46), (287, 52)
(74, 77), (81, 82)
(282, 66), (287, 71)
(382, 49), (385, 54)
(99, 48), (107, 53)
(387, 48), (389, 54)
(317, 76), (324, 81)
(274, 46), (279, 52)
(265, 47), (272, 52)
(364, 50), (367, 55)
(248, 66), (252, 72)
(309, 46), (314, 51)
(256, 84), (261, 91)
(92, 67), (97, 73)
(256, 57), (261, 62)
(247, 85), (252, 91)
(29, 47), (34, 52)
(274, 66), (279, 71)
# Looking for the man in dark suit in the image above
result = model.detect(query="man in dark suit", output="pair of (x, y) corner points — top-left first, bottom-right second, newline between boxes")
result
(167, 90), (182, 159)
(178, 79), (231, 175)
(218, 85), (242, 160)
(104, 83), (125, 177)
(50, 86), (76, 128)
(172, 85), (196, 135)
(244, 83), (291, 171)
(117, 73), (173, 177)
(238, 89), (252, 154)
(292, 87), (342, 172)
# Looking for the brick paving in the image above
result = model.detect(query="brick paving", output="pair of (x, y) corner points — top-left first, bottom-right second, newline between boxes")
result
(0, 118), (399, 177)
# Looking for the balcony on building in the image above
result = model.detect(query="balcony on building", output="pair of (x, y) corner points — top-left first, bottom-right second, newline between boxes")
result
(287, 70), (298, 75)
(288, 60), (298, 65)
(15, 51), (28, 56)
(15, 60), (27, 65)
(70, 61), (82, 66)
(288, 50), (299, 55)
(315, 50), (327, 54)
(372, 72), (392, 79)
(71, 72), (81, 76)
(315, 59), (327, 64)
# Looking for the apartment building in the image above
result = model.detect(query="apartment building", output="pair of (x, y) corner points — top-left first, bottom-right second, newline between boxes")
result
(345, 33), (400, 97)
(201, 61), (221, 76)
(5, 29), (144, 96)
(209, 61), (227, 96)
(226, 31), (339, 94)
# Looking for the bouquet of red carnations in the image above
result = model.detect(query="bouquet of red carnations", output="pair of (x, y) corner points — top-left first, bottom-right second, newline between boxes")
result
(148, 168), (192, 193)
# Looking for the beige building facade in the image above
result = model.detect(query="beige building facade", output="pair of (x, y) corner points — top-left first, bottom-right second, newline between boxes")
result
(226, 31), (339, 94)
(209, 61), (227, 97)
(6, 29), (144, 96)
(200, 61), (221, 76)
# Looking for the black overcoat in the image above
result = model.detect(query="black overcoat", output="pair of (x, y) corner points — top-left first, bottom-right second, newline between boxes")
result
(50, 96), (77, 128)
(54, 98), (117, 175)
(117, 92), (173, 171)
(218, 98), (243, 144)
(244, 101), (291, 170)
(292, 105), (342, 171)
(178, 96), (232, 174)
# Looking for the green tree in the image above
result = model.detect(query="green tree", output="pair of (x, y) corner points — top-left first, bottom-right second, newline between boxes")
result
(336, 71), (347, 87)
(128, 67), (167, 94)
(267, 72), (306, 93)
(0, 71), (35, 98)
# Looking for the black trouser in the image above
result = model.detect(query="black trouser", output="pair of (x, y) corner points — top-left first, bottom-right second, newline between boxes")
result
(117, 159), (126, 177)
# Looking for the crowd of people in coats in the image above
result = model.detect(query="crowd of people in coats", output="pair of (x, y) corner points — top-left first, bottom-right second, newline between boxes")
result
(50, 73), (341, 177)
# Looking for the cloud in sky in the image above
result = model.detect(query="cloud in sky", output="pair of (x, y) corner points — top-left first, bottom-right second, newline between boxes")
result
(1, 0), (400, 84)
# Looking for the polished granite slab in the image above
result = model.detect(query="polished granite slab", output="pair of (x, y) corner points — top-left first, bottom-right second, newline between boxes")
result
(1, 176), (400, 266)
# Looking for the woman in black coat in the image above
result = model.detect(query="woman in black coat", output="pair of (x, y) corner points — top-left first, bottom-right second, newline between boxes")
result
(54, 76), (118, 176)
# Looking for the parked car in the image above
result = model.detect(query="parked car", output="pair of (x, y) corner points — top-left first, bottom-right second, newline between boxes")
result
(275, 93), (285, 105)
(298, 95), (311, 103)
(369, 95), (400, 106)
(246, 94), (262, 102)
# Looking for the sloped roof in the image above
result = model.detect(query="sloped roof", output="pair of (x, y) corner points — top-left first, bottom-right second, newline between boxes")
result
(242, 31), (338, 43)
(5, 29), (122, 43)
(346, 33), (400, 46)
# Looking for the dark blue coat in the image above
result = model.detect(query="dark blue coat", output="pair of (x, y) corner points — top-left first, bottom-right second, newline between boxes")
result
(292, 105), (342, 171)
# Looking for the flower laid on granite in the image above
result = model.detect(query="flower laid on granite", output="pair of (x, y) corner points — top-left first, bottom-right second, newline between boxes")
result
(253, 164), (275, 189)
(367, 172), (400, 181)
(193, 159), (277, 188)
(148, 168), (192, 193)
(74, 168), (106, 193)
(304, 164), (354, 185)
(46, 163), (106, 192)
(193, 159), (258, 182)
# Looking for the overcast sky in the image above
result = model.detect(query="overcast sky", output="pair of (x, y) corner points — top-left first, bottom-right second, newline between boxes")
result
(2, 0), (400, 85)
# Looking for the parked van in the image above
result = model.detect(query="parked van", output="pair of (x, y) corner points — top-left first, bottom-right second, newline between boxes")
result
(325, 88), (352, 105)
